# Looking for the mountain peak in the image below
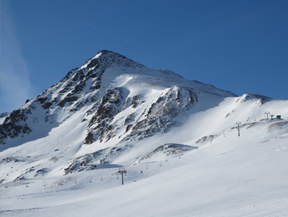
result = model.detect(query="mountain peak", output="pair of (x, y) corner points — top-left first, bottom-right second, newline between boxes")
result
(82, 50), (146, 70)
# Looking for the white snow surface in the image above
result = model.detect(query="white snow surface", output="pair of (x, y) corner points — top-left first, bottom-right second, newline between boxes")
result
(1, 51), (288, 216)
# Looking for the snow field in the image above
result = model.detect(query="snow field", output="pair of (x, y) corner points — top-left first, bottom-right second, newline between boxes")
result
(1, 52), (288, 216)
(1, 109), (288, 216)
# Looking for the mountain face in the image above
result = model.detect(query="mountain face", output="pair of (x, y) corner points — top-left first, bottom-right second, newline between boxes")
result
(0, 50), (233, 146)
(1, 51), (288, 216)
(0, 50), (287, 179)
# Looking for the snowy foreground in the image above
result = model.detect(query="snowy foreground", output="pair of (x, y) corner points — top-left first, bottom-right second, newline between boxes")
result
(1, 99), (288, 217)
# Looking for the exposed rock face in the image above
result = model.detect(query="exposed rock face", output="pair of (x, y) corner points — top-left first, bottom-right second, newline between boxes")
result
(122, 86), (198, 141)
(85, 50), (146, 69)
(136, 143), (198, 163)
(85, 87), (125, 143)
(236, 94), (272, 104)
(64, 145), (125, 174)
(0, 50), (144, 144)
(196, 135), (216, 144)
(0, 109), (32, 144)
(64, 143), (198, 174)
(0, 50), (234, 153)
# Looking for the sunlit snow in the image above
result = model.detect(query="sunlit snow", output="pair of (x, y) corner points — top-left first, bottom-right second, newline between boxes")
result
(1, 51), (288, 217)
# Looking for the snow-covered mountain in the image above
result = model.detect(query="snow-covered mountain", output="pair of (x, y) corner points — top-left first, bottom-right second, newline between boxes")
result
(1, 50), (288, 217)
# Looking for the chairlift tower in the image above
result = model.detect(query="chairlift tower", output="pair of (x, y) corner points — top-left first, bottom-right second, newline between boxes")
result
(264, 111), (270, 120)
(236, 122), (241, 137)
(118, 168), (127, 185)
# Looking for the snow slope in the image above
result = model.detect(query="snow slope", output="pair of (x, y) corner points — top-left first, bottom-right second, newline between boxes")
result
(1, 50), (288, 216)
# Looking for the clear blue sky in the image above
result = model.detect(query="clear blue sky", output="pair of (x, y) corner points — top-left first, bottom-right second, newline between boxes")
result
(1, 0), (288, 112)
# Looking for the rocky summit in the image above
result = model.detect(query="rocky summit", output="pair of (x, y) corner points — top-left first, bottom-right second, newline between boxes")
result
(0, 50), (234, 149)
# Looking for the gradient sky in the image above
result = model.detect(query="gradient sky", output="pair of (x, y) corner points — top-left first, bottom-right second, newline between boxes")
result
(1, 0), (288, 112)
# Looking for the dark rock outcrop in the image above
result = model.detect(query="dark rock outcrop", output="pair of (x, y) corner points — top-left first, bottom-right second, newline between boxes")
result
(136, 143), (198, 163)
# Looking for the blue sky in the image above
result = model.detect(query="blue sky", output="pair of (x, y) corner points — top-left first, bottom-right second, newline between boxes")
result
(1, 0), (288, 112)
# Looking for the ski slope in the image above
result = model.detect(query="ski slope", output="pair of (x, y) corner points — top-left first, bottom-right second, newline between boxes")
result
(1, 96), (288, 217)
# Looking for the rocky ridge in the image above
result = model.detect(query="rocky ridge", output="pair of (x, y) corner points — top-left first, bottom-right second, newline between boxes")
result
(0, 50), (240, 174)
(0, 50), (234, 146)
